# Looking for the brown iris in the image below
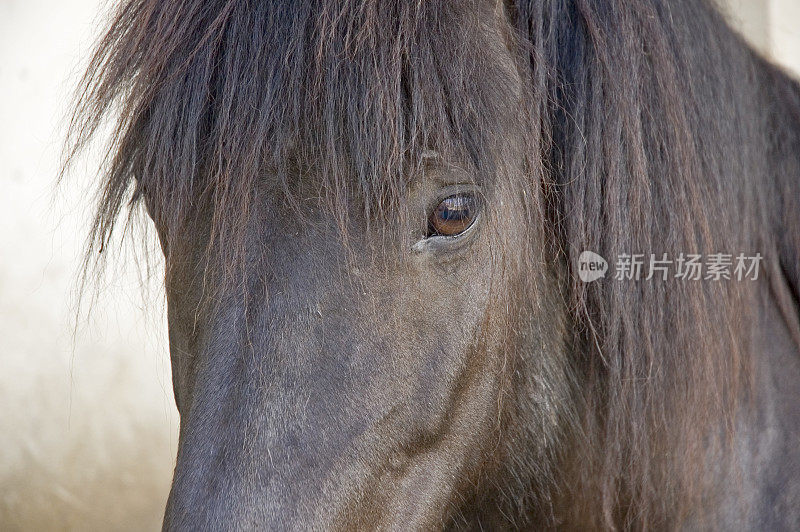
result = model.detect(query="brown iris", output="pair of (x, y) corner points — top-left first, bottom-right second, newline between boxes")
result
(427, 193), (478, 237)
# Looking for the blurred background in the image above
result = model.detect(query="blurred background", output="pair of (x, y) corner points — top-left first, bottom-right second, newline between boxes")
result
(0, 0), (797, 530)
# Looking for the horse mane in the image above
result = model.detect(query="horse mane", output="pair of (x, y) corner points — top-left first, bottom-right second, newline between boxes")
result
(63, 0), (800, 529)
(516, 1), (800, 527)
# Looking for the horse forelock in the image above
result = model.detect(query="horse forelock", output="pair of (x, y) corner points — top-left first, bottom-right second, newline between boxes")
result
(66, 0), (532, 260)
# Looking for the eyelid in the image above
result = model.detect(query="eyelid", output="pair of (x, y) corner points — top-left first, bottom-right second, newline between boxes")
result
(425, 184), (483, 213)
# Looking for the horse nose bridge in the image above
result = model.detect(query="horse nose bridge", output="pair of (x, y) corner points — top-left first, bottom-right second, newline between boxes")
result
(164, 380), (330, 529)
(164, 297), (375, 529)
(163, 209), (389, 527)
(164, 384), (372, 530)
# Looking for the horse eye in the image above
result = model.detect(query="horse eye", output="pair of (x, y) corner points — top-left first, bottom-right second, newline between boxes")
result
(427, 193), (479, 237)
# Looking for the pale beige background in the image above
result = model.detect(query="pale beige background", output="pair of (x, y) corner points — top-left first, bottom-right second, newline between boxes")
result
(723, 0), (800, 74)
(0, 1), (797, 530)
(0, 1), (176, 530)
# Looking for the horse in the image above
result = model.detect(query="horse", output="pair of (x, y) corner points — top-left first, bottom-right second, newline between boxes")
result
(65, 0), (800, 529)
